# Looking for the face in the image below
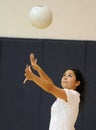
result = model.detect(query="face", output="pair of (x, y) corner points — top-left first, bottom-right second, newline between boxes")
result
(61, 70), (80, 90)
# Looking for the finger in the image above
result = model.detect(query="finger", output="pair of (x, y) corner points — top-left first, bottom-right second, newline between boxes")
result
(30, 53), (35, 65)
(30, 53), (33, 61)
(29, 66), (31, 71)
(35, 59), (37, 64)
(26, 64), (29, 68)
(25, 65), (29, 72)
(23, 78), (27, 84)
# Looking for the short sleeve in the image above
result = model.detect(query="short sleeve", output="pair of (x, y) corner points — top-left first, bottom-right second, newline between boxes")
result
(64, 89), (80, 106)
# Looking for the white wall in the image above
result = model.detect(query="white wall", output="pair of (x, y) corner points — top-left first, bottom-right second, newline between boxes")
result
(0, 0), (96, 40)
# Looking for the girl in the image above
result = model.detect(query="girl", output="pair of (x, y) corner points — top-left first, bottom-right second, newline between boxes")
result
(23, 53), (86, 130)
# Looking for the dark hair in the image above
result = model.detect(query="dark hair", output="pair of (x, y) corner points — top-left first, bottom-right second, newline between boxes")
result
(70, 69), (86, 105)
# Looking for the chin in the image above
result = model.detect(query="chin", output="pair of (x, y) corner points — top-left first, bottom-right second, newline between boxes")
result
(62, 86), (67, 89)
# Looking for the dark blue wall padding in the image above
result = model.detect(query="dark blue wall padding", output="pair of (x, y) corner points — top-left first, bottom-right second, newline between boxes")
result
(0, 38), (96, 130)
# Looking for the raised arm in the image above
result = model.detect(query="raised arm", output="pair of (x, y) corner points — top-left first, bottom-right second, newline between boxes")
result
(23, 54), (67, 101)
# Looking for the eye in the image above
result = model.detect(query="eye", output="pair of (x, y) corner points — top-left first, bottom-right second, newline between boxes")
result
(68, 74), (72, 77)
(63, 74), (66, 77)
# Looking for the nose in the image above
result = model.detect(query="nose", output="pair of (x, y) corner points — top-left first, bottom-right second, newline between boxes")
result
(63, 75), (67, 80)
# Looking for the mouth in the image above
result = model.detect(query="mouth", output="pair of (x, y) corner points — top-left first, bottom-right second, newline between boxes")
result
(63, 81), (67, 83)
(62, 82), (68, 86)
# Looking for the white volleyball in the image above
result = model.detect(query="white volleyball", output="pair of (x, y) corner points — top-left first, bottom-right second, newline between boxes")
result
(29, 5), (53, 28)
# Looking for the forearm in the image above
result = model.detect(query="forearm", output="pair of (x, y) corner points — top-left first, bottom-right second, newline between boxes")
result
(31, 72), (54, 93)
(36, 65), (53, 83)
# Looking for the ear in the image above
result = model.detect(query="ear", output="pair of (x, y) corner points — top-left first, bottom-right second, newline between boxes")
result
(75, 81), (80, 87)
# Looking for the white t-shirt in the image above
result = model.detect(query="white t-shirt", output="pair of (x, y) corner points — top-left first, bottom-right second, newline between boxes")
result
(49, 89), (80, 130)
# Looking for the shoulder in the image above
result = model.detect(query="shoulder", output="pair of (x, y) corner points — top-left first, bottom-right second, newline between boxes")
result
(64, 88), (80, 96)
(64, 89), (80, 104)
